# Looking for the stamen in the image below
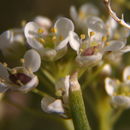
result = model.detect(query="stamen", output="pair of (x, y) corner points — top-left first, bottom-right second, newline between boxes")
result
(80, 34), (86, 40)
(38, 38), (45, 44)
(17, 80), (24, 86)
(79, 11), (86, 19)
(11, 69), (17, 74)
(38, 28), (44, 34)
(59, 35), (64, 41)
(20, 58), (25, 64)
(3, 62), (8, 67)
(127, 75), (130, 80)
(90, 31), (95, 37)
(102, 36), (107, 42)
(51, 27), (57, 33)
(105, 42), (110, 46)
(52, 36), (57, 41)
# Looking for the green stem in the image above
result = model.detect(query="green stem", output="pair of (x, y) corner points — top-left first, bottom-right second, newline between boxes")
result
(69, 72), (91, 130)
(63, 119), (74, 130)
(32, 88), (47, 97)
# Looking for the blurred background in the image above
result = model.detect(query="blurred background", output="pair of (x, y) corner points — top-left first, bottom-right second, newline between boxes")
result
(0, 0), (130, 130)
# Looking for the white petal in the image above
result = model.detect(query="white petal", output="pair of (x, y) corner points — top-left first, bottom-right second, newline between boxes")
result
(120, 45), (130, 53)
(0, 30), (14, 51)
(105, 77), (118, 96)
(104, 40), (125, 52)
(24, 22), (43, 49)
(55, 37), (69, 50)
(41, 96), (64, 114)
(80, 3), (99, 16)
(18, 76), (38, 92)
(69, 31), (80, 51)
(34, 16), (52, 29)
(24, 49), (41, 72)
(87, 16), (106, 34)
(76, 52), (102, 67)
(0, 63), (9, 79)
(54, 17), (74, 38)
(123, 66), (130, 83)
(70, 6), (78, 21)
(0, 83), (9, 93)
(55, 75), (70, 103)
(112, 96), (130, 108)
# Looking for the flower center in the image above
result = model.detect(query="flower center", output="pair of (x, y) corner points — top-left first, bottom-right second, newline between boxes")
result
(9, 73), (32, 86)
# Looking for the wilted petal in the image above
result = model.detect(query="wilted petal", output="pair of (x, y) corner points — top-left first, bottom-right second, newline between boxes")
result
(123, 66), (130, 84)
(104, 40), (125, 52)
(41, 96), (64, 114)
(76, 52), (102, 67)
(24, 49), (41, 72)
(69, 31), (80, 51)
(105, 77), (118, 96)
(0, 63), (9, 79)
(24, 22), (43, 49)
(112, 96), (130, 108)
(54, 17), (74, 38)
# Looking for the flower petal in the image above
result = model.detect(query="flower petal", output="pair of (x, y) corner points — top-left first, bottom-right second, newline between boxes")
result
(105, 77), (118, 96)
(76, 52), (102, 67)
(87, 16), (106, 34)
(0, 30), (14, 51)
(55, 75), (70, 103)
(54, 17), (74, 38)
(0, 63), (9, 79)
(69, 31), (80, 51)
(24, 22), (43, 49)
(24, 49), (41, 72)
(41, 96), (64, 114)
(123, 66), (130, 84)
(34, 16), (52, 29)
(18, 76), (38, 92)
(0, 83), (9, 93)
(104, 40), (125, 52)
(112, 96), (130, 108)
(120, 45), (130, 53)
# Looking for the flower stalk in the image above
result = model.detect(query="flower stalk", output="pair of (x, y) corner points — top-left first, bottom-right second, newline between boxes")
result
(69, 72), (91, 130)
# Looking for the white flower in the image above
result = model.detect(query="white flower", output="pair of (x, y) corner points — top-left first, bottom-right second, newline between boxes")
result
(0, 49), (41, 93)
(105, 66), (130, 108)
(41, 75), (71, 117)
(0, 29), (25, 56)
(24, 17), (75, 61)
(41, 96), (64, 114)
(70, 3), (99, 31)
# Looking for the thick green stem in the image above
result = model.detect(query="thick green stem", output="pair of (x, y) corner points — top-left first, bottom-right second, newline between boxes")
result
(69, 72), (91, 130)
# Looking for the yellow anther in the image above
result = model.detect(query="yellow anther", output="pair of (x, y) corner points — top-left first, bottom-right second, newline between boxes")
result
(116, 80), (120, 85)
(127, 75), (130, 80)
(51, 27), (57, 33)
(11, 69), (17, 74)
(20, 58), (25, 64)
(52, 36), (57, 41)
(102, 36), (107, 42)
(80, 34), (86, 40)
(38, 28), (44, 34)
(38, 38), (45, 44)
(59, 35), (64, 41)
(21, 20), (26, 27)
(80, 48), (83, 53)
(90, 31), (95, 37)
(79, 11), (86, 19)
(90, 42), (98, 47)
(17, 80), (23, 86)
(105, 42), (110, 46)
(3, 62), (8, 67)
